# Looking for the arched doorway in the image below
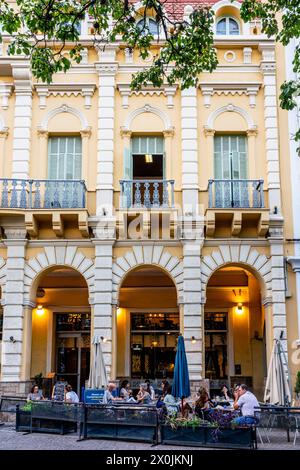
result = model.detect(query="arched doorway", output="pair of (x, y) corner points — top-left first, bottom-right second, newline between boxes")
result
(117, 265), (179, 381)
(31, 267), (90, 394)
(205, 265), (267, 400)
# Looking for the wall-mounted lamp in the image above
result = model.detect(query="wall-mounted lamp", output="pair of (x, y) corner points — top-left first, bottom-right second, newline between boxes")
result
(36, 305), (45, 316)
(145, 154), (153, 163)
(236, 303), (243, 314)
(9, 336), (16, 343)
(191, 336), (196, 344)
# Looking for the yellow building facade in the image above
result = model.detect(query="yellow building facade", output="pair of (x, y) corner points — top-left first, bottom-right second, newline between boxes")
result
(0, 0), (299, 400)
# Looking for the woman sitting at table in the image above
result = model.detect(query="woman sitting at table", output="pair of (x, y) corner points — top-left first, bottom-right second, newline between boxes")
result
(163, 386), (179, 416)
(119, 380), (131, 400)
(195, 388), (213, 420)
(136, 383), (152, 404)
(220, 384), (233, 402)
(27, 384), (44, 401)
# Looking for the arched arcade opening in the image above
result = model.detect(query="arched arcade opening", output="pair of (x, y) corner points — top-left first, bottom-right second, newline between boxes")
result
(204, 265), (267, 399)
(116, 265), (179, 381)
(30, 266), (91, 394)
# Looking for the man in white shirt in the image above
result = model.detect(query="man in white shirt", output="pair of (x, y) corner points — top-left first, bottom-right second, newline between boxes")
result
(65, 385), (79, 403)
(233, 384), (260, 425)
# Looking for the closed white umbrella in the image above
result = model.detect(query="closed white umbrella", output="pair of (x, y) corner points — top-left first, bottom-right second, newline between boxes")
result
(88, 336), (108, 389)
(264, 339), (292, 406)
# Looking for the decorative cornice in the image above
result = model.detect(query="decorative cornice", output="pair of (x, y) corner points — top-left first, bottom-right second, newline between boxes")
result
(200, 83), (261, 108)
(35, 83), (96, 109)
(286, 257), (300, 273)
(117, 84), (178, 109)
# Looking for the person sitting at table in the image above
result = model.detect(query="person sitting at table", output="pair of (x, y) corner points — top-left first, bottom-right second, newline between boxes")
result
(136, 383), (152, 404)
(126, 389), (137, 403)
(233, 384), (260, 426)
(103, 382), (122, 404)
(195, 388), (213, 420)
(65, 385), (79, 403)
(119, 380), (130, 400)
(27, 384), (44, 401)
(220, 384), (232, 401)
(161, 379), (170, 398)
(163, 386), (179, 416)
(145, 379), (156, 400)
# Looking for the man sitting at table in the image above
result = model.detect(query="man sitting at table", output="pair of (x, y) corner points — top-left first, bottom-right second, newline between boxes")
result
(233, 384), (260, 426)
(103, 383), (122, 404)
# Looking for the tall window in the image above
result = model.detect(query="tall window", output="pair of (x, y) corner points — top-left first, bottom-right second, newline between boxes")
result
(214, 135), (248, 208)
(48, 136), (82, 180)
(136, 18), (159, 36)
(214, 135), (247, 180)
(216, 17), (240, 35)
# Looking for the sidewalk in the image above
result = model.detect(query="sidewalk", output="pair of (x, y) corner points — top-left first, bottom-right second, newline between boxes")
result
(0, 423), (299, 450)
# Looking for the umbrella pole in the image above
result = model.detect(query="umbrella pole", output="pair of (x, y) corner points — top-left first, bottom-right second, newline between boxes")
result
(182, 397), (184, 418)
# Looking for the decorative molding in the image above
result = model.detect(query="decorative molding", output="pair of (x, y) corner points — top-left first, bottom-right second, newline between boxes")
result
(243, 47), (252, 64)
(95, 63), (119, 76)
(224, 51), (236, 63)
(23, 246), (95, 302)
(120, 127), (132, 139)
(0, 126), (9, 138)
(0, 83), (14, 109)
(117, 84), (178, 109)
(287, 257), (300, 273)
(35, 84), (96, 109)
(200, 83), (261, 108)
(96, 44), (118, 62)
(203, 126), (216, 137)
(12, 64), (32, 94)
(124, 47), (133, 64)
(80, 127), (92, 139)
(206, 103), (257, 132)
(123, 103), (173, 132)
(38, 104), (90, 133)
(112, 246), (184, 303)
(259, 43), (276, 76)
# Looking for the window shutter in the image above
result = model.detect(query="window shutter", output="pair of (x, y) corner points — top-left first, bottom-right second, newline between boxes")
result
(48, 136), (82, 180)
(123, 147), (132, 179)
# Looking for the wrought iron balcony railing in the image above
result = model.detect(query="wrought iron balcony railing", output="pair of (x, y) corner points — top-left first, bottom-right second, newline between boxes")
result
(120, 179), (175, 209)
(208, 179), (264, 209)
(0, 179), (86, 209)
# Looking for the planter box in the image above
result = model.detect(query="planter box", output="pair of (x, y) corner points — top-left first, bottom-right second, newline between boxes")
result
(85, 422), (156, 442)
(16, 404), (78, 435)
(161, 425), (206, 446)
(161, 424), (256, 449)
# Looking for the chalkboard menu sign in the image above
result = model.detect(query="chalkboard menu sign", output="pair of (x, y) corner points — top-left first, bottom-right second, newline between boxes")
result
(84, 389), (105, 404)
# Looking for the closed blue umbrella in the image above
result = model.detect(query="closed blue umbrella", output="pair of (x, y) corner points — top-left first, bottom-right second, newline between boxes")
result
(172, 335), (190, 415)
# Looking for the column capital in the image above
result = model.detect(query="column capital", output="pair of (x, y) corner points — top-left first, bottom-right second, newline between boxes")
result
(286, 257), (300, 273)
(203, 126), (215, 137)
(0, 126), (9, 139)
(80, 126), (92, 139)
(95, 63), (118, 76)
(4, 227), (27, 242)
(163, 127), (175, 138)
(246, 127), (258, 137)
(120, 127), (132, 139)
(37, 127), (49, 138)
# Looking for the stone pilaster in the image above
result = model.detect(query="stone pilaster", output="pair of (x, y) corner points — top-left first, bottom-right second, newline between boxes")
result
(11, 64), (32, 180)
(95, 52), (118, 217)
(181, 87), (199, 215)
(92, 240), (114, 379)
(1, 231), (27, 381)
(259, 43), (281, 213)
(182, 242), (203, 380)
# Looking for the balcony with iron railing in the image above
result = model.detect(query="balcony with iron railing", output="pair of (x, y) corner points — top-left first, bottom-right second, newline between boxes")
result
(0, 178), (89, 237)
(119, 179), (175, 209)
(206, 179), (269, 237)
(0, 178), (86, 209)
(208, 179), (265, 209)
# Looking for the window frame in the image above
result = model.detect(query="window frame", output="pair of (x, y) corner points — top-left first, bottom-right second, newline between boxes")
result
(136, 16), (160, 37)
(215, 16), (241, 36)
(48, 135), (83, 181)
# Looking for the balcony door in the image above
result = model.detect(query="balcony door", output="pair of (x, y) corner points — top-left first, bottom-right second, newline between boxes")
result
(214, 135), (248, 207)
(47, 136), (83, 207)
(123, 136), (165, 207)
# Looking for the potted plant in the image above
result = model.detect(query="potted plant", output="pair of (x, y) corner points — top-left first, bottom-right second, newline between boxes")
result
(161, 415), (207, 445)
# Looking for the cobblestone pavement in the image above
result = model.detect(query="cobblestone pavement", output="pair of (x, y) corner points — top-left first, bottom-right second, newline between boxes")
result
(0, 423), (299, 450)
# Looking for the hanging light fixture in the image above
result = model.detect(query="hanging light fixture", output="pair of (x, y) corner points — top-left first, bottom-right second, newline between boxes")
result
(145, 154), (153, 163)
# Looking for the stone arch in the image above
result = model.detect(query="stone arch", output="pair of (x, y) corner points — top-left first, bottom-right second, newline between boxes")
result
(212, 0), (241, 14)
(201, 245), (271, 303)
(38, 104), (90, 132)
(207, 103), (256, 132)
(123, 104), (173, 133)
(112, 245), (183, 303)
(23, 246), (95, 303)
